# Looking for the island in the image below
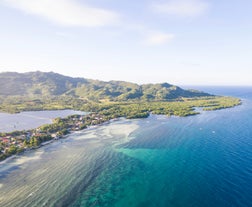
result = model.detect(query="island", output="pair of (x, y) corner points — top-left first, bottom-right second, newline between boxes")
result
(0, 71), (241, 161)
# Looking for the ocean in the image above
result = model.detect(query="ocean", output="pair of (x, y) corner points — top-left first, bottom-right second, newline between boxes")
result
(0, 87), (251, 207)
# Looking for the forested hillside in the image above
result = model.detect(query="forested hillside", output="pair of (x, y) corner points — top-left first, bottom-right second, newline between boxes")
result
(0, 71), (210, 101)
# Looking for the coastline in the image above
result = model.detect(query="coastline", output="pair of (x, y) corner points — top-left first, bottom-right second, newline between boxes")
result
(0, 89), (250, 207)
(0, 118), (141, 207)
(0, 117), (127, 164)
(0, 96), (241, 162)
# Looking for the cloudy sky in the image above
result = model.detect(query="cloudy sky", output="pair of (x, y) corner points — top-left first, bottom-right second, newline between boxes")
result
(0, 0), (251, 85)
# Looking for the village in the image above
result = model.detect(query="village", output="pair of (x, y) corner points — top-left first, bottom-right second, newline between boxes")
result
(0, 112), (108, 161)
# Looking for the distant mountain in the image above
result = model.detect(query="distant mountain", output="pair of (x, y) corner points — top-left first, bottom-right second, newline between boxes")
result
(0, 71), (211, 101)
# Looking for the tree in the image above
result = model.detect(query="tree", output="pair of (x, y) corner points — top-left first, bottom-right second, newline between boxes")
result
(7, 145), (17, 154)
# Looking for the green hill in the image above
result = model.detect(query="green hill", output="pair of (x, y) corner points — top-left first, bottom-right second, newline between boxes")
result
(0, 71), (210, 101)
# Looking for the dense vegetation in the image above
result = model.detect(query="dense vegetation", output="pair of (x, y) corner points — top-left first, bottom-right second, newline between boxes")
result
(0, 95), (241, 161)
(0, 71), (213, 114)
(0, 71), (241, 161)
(82, 96), (241, 118)
(0, 71), (210, 103)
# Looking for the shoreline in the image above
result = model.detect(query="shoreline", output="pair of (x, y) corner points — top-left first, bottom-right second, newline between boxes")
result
(0, 96), (241, 162)
(0, 109), (86, 133)
(0, 98), (242, 165)
(0, 117), (125, 164)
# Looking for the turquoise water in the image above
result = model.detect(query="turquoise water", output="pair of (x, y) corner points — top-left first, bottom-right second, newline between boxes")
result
(71, 87), (252, 207)
(0, 87), (252, 207)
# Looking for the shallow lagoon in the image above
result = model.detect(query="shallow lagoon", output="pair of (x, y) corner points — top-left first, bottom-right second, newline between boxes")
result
(0, 110), (86, 132)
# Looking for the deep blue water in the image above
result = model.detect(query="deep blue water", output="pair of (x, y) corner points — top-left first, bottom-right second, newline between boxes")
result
(79, 87), (252, 207)
(69, 87), (252, 207)
(0, 87), (252, 207)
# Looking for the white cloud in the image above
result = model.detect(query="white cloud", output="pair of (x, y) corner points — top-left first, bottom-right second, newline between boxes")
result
(152, 0), (209, 17)
(145, 32), (175, 46)
(3, 0), (119, 27)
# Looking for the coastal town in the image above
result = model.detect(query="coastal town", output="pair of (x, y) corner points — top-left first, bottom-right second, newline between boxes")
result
(0, 112), (110, 161)
(0, 95), (241, 161)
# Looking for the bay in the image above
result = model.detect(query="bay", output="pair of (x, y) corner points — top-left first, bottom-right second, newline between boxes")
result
(0, 87), (252, 207)
(0, 110), (86, 132)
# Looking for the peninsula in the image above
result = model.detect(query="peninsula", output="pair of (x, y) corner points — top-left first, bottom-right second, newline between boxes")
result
(0, 71), (241, 161)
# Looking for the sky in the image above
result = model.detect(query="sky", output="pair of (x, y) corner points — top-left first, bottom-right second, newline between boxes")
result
(0, 0), (252, 86)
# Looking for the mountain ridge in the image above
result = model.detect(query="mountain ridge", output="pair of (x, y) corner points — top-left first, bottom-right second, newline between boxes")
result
(0, 71), (211, 101)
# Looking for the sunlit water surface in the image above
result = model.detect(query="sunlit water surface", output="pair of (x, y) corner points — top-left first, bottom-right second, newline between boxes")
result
(0, 87), (252, 207)
(0, 110), (86, 132)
